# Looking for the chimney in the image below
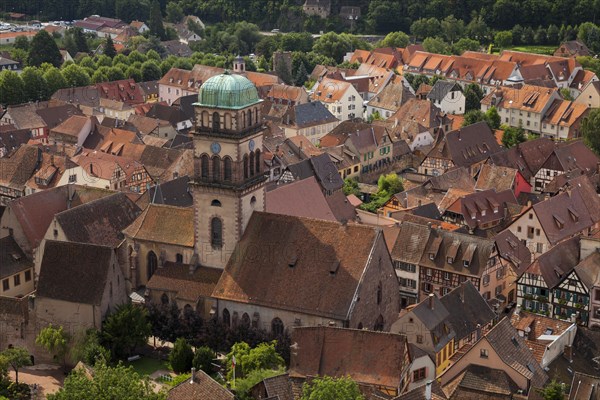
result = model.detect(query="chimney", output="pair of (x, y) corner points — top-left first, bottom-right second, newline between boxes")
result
(476, 323), (482, 341)
(425, 380), (432, 400)
(429, 293), (434, 310)
(190, 367), (195, 384)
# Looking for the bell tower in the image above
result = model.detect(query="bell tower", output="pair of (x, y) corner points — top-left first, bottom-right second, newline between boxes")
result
(190, 71), (266, 269)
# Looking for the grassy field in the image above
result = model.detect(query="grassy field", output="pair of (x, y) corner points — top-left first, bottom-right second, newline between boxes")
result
(491, 45), (556, 55)
(125, 357), (171, 376)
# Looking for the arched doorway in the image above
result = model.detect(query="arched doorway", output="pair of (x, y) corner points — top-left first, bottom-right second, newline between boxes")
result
(271, 317), (284, 336)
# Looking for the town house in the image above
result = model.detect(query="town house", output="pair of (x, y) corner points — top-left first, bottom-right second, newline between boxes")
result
(311, 77), (363, 121)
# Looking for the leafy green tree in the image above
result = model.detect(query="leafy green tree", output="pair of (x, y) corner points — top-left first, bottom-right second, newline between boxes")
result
(547, 24), (560, 44)
(280, 32), (314, 53)
(141, 61), (162, 81)
(441, 15), (465, 43)
(169, 338), (194, 374)
(112, 54), (129, 67)
(560, 88), (573, 100)
(128, 50), (147, 64)
(495, 31), (513, 49)
(452, 38), (480, 55)
(462, 110), (487, 126)
(106, 67), (126, 81)
(48, 361), (165, 400)
(36, 325), (69, 369)
(91, 69), (108, 83)
(410, 18), (441, 41)
(534, 25), (547, 44)
(0, 347), (31, 385)
(71, 329), (110, 366)
(367, 0), (404, 34)
(126, 66), (142, 82)
(0, 70), (24, 105)
(44, 67), (67, 95)
(538, 380), (565, 400)
(192, 347), (214, 374)
(512, 25), (524, 45)
(21, 67), (49, 101)
(61, 64), (91, 87)
(104, 36), (117, 58)
(226, 341), (284, 381)
(102, 304), (151, 360)
(301, 376), (364, 400)
(464, 83), (484, 112)
(145, 50), (160, 61)
(422, 37), (450, 54)
(294, 62), (308, 86)
(13, 35), (30, 52)
(378, 173), (404, 195)
(79, 56), (96, 69)
(28, 30), (62, 67)
(148, 0), (166, 40)
(521, 26), (535, 44)
(466, 14), (488, 41)
(379, 31), (410, 48)
(95, 54), (113, 67)
(583, 108), (600, 154)
(485, 106), (501, 130)
(9, 48), (28, 67)
(165, 2), (184, 23)
(343, 178), (361, 196)
(501, 124), (526, 148)
(313, 32), (354, 63)
(578, 22), (600, 53)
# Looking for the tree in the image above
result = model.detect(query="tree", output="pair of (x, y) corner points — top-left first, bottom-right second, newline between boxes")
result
(102, 304), (151, 360)
(485, 106), (501, 130)
(441, 15), (465, 43)
(0, 347), (31, 385)
(104, 36), (117, 58)
(495, 31), (513, 49)
(410, 18), (441, 41)
(367, 1), (404, 34)
(28, 30), (62, 67)
(313, 32), (353, 63)
(233, 367), (286, 400)
(466, 14), (488, 41)
(20, 67), (48, 102)
(148, 0), (166, 40)
(582, 108), (600, 154)
(422, 37), (449, 54)
(106, 66), (126, 81)
(192, 347), (214, 374)
(44, 67), (67, 95)
(464, 83), (484, 112)
(462, 110), (487, 126)
(301, 376), (364, 400)
(36, 325), (69, 370)
(61, 64), (91, 87)
(379, 31), (409, 48)
(48, 361), (165, 400)
(71, 329), (110, 366)
(343, 178), (361, 197)
(226, 341), (284, 381)
(0, 70), (24, 105)
(126, 66), (142, 82)
(165, 2), (183, 23)
(169, 338), (193, 374)
(13, 35), (29, 52)
(501, 124), (527, 148)
(294, 62), (308, 86)
(141, 61), (162, 81)
(560, 88), (574, 100)
(452, 38), (480, 54)
(537, 380), (565, 400)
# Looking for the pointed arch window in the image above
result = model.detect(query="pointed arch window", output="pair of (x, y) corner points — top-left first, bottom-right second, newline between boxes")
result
(249, 152), (255, 177)
(271, 317), (284, 336)
(243, 154), (249, 179)
(211, 217), (223, 248)
(223, 308), (230, 327)
(212, 112), (220, 131)
(255, 149), (261, 174)
(147, 251), (157, 280)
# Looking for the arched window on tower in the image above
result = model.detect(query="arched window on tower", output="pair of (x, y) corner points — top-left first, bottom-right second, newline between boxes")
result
(249, 152), (255, 177)
(241, 111), (246, 129)
(243, 154), (249, 179)
(255, 149), (261, 175)
(201, 154), (209, 179)
(211, 217), (223, 248)
(248, 109), (253, 126)
(224, 113), (232, 130)
(147, 251), (157, 280)
(271, 317), (284, 336)
(201, 111), (209, 127)
(224, 157), (232, 181)
(255, 109), (259, 124)
(212, 112), (220, 131)
(212, 155), (221, 181)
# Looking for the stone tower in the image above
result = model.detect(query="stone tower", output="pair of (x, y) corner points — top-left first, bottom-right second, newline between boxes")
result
(190, 71), (266, 269)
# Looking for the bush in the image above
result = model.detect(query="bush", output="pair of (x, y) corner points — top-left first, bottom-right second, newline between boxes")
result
(169, 338), (194, 374)
(192, 347), (214, 374)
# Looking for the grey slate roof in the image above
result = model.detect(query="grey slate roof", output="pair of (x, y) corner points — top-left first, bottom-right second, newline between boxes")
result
(427, 80), (462, 102)
(0, 236), (33, 280)
(37, 241), (114, 305)
(310, 152), (344, 192)
(291, 101), (338, 128)
(143, 176), (193, 207)
(54, 192), (141, 248)
(391, 221), (431, 263)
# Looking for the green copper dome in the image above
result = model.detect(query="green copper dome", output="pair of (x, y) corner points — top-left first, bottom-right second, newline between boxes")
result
(196, 71), (260, 109)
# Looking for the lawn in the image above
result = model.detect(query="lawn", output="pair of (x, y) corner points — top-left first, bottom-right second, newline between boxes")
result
(125, 357), (171, 376)
(491, 45), (557, 55)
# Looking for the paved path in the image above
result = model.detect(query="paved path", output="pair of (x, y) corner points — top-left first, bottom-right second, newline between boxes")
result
(9, 366), (64, 399)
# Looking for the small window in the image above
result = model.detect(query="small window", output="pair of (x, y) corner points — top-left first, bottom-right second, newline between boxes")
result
(24, 270), (31, 282)
(480, 348), (489, 358)
(2, 279), (8, 291)
(416, 334), (423, 344)
(13, 275), (20, 286)
(413, 367), (426, 382)
(176, 253), (183, 263)
(211, 199), (221, 207)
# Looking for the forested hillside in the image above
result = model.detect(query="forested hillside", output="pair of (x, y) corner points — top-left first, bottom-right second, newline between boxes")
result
(2, 0), (599, 34)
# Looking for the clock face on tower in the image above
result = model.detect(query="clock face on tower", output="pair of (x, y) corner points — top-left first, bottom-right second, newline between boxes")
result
(249, 139), (255, 151)
(210, 142), (221, 154)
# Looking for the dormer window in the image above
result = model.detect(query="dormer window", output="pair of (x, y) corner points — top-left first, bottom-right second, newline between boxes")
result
(429, 252), (435, 260)
(447, 257), (454, 264)
(463, 260), (470, 267)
